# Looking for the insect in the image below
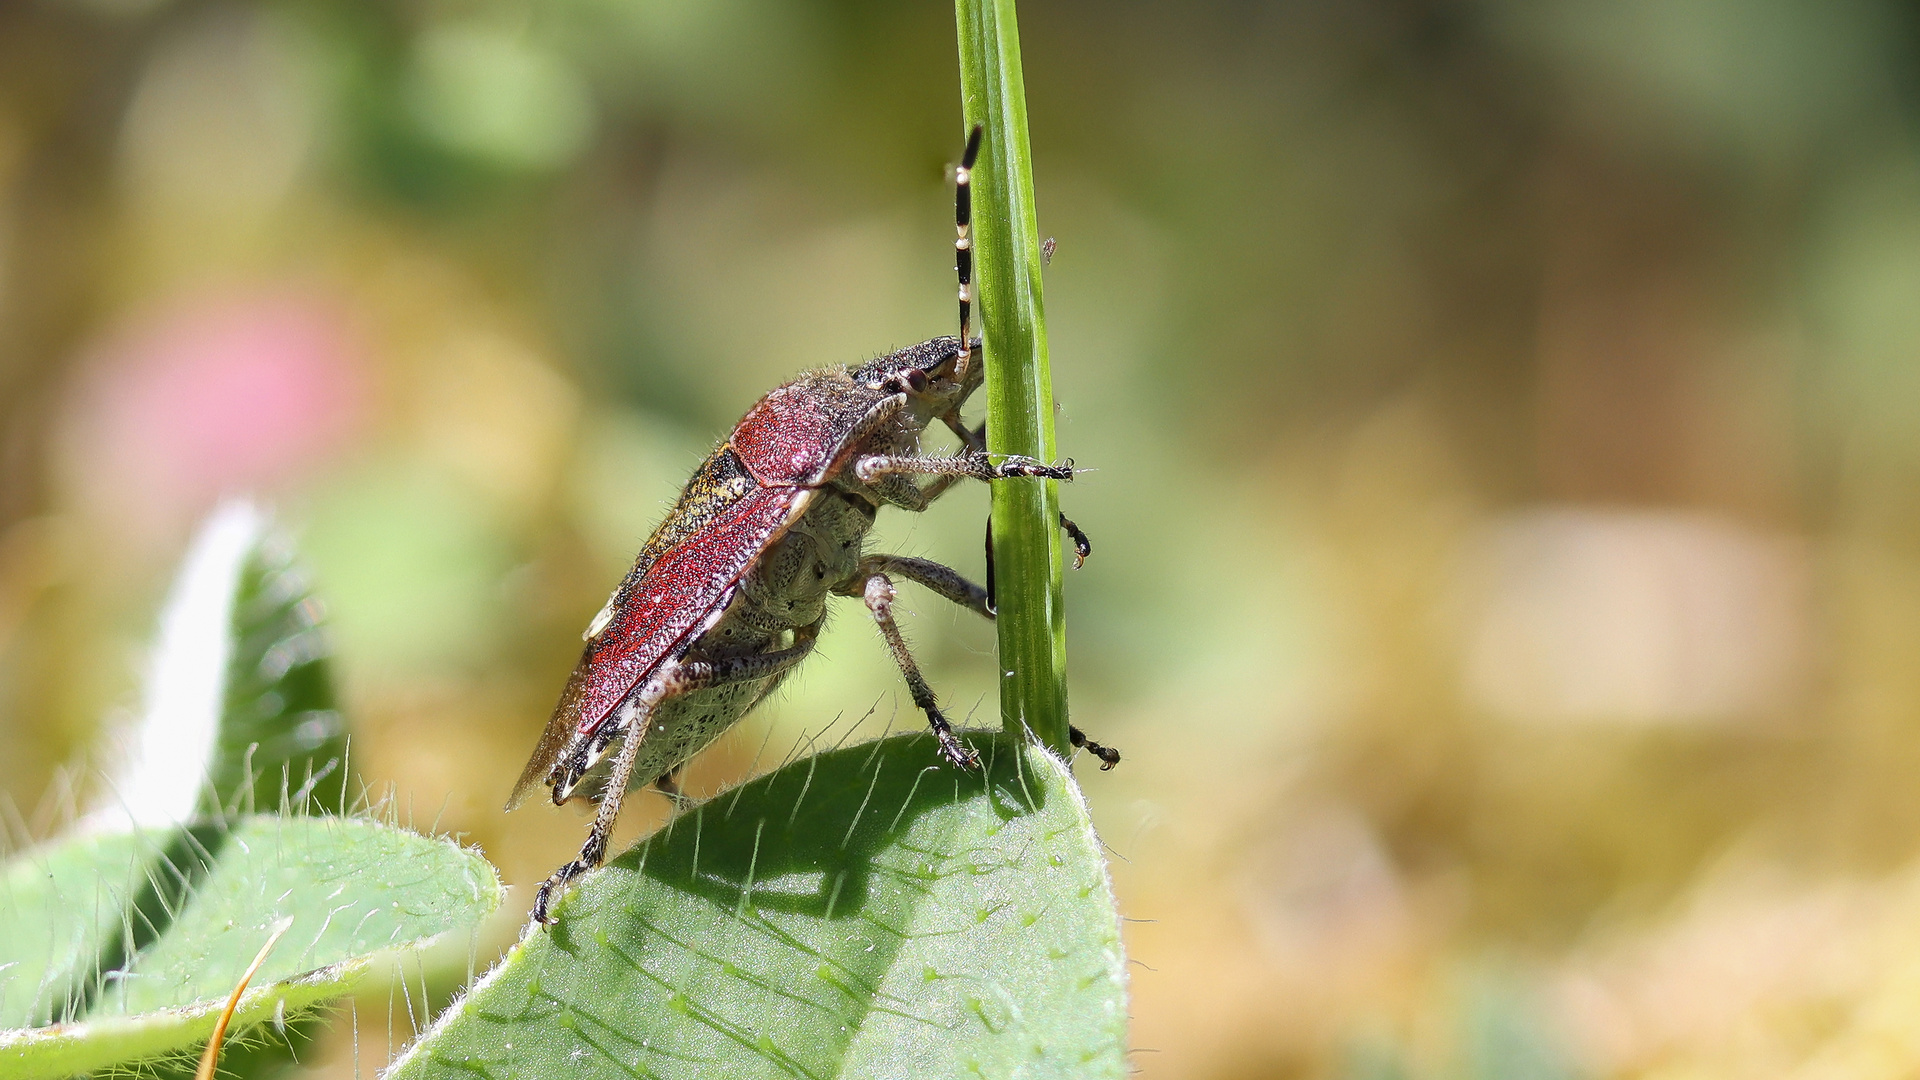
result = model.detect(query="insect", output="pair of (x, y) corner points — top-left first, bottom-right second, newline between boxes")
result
(510, 127), (1120, 925)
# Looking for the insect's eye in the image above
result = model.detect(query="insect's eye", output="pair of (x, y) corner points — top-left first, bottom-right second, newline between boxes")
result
(873, 367), (932, 395)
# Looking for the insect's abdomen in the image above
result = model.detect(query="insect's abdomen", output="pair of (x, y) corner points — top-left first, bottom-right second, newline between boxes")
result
(574, 489), (881, 800)
(571, 677), (788, 801)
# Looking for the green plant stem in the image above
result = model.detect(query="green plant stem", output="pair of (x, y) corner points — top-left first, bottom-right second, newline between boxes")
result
(955, 0), (1070, 759)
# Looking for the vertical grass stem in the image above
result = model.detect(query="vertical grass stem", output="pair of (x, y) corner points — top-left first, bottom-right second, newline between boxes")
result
(955, 0), (1071, 758)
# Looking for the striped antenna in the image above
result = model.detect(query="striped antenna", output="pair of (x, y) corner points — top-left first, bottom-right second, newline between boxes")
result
(954, 125), (983, 387)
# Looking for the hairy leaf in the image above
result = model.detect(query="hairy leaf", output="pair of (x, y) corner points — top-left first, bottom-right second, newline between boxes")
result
(0, 816), (501, 1080)
(84, 499), (350, 835)
(387, 733), (1127, 1080)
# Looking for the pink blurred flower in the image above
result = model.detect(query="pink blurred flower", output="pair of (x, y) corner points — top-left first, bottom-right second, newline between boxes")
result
(60, 289), (364, 535)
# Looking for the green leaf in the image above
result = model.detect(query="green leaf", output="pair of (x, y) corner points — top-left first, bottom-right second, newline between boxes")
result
(0, 830), (155, 1032)
(0, 501), (467, 1079)
(0, 816), (502, 1080)
(386, 733), (1127, 1080)
(85, 500), (350, 836)
(210, 511), (351, 818)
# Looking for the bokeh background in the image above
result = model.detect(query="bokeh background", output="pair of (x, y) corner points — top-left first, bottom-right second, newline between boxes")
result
(7, 0), (1920, 1076)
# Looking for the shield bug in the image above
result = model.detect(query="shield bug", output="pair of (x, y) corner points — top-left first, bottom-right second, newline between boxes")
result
(511, 127), (1120, 925)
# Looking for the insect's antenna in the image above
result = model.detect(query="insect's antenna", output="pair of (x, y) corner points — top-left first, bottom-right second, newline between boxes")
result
(954, 124), (983, 387)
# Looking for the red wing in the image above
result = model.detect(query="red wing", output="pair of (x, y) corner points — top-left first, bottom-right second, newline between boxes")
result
(575, 484), (808, 731)
(506, 485), (808, 811)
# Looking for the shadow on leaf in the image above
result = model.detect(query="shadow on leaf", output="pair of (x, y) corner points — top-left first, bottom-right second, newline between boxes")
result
(557, 731), (1046, 936)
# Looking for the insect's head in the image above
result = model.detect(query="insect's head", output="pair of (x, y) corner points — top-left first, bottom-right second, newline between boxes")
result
(852, 334), (983, 414)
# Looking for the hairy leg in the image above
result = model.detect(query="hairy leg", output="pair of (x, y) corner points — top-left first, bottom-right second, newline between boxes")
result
(532, 634), (817, 924)
(849, 570), (978, 770)
(863, 419), (1069, 511)
(840, 537), (1119, 777)
(849, 554), (992, 619)
(918, 416), (989, 503)
(533, 671), (675, 924)
(856, 450), (1073, 485)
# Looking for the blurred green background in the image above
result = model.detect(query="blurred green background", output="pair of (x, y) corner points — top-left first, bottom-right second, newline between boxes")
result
(7, 0), (1920, 1077)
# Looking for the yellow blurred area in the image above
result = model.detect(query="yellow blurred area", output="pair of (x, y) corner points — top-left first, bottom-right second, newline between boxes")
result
(7, 1), (1920, 1077)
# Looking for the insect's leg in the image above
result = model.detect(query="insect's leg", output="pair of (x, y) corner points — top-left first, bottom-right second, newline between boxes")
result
(984, 512), (1094, 610)
(856, 451), (1073, 485)
(532, 627), (828, 923)
(917, 417), (990, 504)
(853, 570), (979, 770)
(677, 627), (819, 687)
(654, 768), (691, 811)
(916, 472), (965, 506)
(1069, 725), (1122, 770)
(1058, 513), (1091, 568)
(533, 669), (678, 925)
(853, 553), (1120, 770)
(858, 450), (1066, 511)
(857, 451), (1070, 511)
(941, 414), (987, 452)
(866, 474), (934, 513)
(929, 417), (1076, 506)
(844, 555), (991, 619)
(547, 634), (816, 808)
(984, 515), (994, 614)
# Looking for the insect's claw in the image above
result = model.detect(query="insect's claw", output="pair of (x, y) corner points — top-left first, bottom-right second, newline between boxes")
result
(1052, 513), (1091, 570)
(1069, 725), (1122, 771)
(987, 454), (1075, 481)
(531, 861), (586, 925)
(934, 728), (980, 770)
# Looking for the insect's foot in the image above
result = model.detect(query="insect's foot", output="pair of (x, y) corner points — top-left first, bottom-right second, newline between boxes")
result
(1069, 725), (1122, 771)
(929, 717), (980, 770)
(988, 454), (1075, 481)
(938, 736), (981, 770)
(530, 859), (591, 925)
(1059, 513), (1091, 568)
